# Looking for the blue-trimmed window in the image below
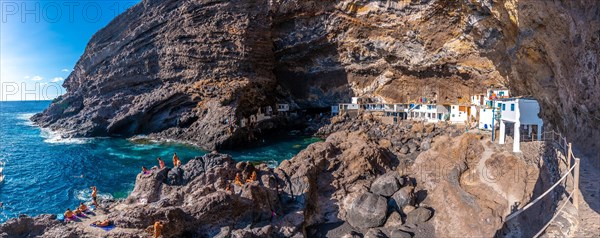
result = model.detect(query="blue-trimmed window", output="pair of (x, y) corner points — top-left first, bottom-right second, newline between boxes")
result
(502, 104), (506, 111)
(497, 103), (502, 108)
(511, 104), (515, 111)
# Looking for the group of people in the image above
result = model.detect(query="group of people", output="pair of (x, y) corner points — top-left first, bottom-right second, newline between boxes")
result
(228, 171), (258, 191)
(63, 202), (89, 220)
(63, 186), (98, 221)
(142, 153), (181, 174)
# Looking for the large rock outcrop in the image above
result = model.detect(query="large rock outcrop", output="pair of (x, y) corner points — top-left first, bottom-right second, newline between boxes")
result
(32, 0), (278, 150)
(32, 0), (600, 161)
(1, 118), (560, 237)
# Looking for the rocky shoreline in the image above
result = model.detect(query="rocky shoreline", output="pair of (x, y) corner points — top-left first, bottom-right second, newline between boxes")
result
(1, 116), (558, 237)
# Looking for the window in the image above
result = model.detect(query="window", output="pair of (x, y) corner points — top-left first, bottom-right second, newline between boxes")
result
(511, 104), (515, 111)
(483, 109), (486, 112)
(452, 114), (455, 117)
(502, 104), (506, 111)
(497, 103), (502, 108)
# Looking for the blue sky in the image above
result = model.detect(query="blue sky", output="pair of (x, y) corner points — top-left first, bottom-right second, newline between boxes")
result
(1, 0), (140, 101)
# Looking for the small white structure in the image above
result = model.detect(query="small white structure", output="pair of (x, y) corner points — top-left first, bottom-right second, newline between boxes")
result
(331, 105), (339, 115)
(351, 97), (365, 104)
(478, 107), (497, 130)
(339, 103), (360, 111)
(276, 104), (290, 112)
(408, 104), (449, 122)
(471, 93), (486, 106)
(498, 98), (544, 152)
(449, 104), (470, 123)
(487, 88), (510, 99)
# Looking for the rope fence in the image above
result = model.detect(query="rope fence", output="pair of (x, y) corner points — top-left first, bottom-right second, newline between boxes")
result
(505, 130), (580, 238)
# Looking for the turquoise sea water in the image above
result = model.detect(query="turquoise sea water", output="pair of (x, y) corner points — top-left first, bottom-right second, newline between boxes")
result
(0, 101), (318, 222)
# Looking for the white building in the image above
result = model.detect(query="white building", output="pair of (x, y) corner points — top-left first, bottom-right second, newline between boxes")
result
(478, 107), (498, 130)
(331, 105), (339, 115)
(498, 98), (543, 152)
(408, 104), (449, 122)
(449, 104), (470, 123)
(351, 97), (365, 104)
(470, 88), (510, 130)
(471, 93), (486, 106)
(276, 104), (290, 112)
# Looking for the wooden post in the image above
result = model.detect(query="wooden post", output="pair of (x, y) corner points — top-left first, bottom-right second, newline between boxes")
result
(574, 158), (581, 210)
(567, 143), (572, 170)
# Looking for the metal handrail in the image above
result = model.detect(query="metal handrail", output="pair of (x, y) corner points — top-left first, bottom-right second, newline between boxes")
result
(505, 160), (577, 221)
(504, 130), (581, 237)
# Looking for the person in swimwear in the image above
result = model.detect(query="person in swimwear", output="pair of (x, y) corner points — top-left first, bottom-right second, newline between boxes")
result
(153, 221), (164, 238)
(142, 166), (149, 174)
(79, 202), (88, 212)
(172, 153), (181, 167)
(64, 208), (75, 219)
(93, 219), (112, 227)
(246, 171), (257, 183)
(91, 186), (98, 207)
(157, 157), (165, 169)
(234, 173), (243, 186)
(74, 207), (83, 216)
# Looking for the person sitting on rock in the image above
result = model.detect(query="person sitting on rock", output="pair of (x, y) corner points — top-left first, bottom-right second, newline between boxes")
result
(64, 208), (75, 220)
(74, 207), (83, 216)
(173, 153), (181, 167)
(157, 157), (165, 169)
(153, 221), (164, 238)
(234, 173), (243, 186)
(93, 219), (112, 227)
(246, 171), (257, 183)
(79, 202), (88, 212)
(142, 166), (150, 174)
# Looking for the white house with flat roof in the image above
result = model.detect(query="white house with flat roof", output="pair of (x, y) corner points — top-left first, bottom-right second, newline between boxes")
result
(449, 104), (470, 124)
(498, 98), (543, 152)
(408, 104), (449, 122)
(478, 107), (498, 130)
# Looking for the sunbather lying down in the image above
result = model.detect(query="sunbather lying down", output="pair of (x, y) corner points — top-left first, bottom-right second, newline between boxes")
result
(93, 219), (112, 227)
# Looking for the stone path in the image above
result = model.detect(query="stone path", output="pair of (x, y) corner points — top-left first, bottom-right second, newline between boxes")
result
(572, 156), (600, 237)
(477, 141), (516, 215)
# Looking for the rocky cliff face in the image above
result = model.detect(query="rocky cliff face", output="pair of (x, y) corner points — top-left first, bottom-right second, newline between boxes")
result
(32, 0), (278, 150)
(33, 0), (599, 159)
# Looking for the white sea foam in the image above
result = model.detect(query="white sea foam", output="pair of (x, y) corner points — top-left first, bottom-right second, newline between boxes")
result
(40, 128), (90, 145)
(108, 151), (143, 160)
(16, 113), (36, 126)
(75, 189), (114, 202)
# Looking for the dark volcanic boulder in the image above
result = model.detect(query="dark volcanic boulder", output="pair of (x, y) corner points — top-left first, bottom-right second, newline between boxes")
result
(183, 153), (234, 183)
(127, 167), (169, 204)
(365, 228), (388, 238)
(370, 171), (402, 197)
(168, 166), (185, 185)
(347, 192), (388, 229)
(405, 207), (433, 225)
(391, 186), (415, 211)
(390, 229), (413, 238)
(0, 214), (60, 238)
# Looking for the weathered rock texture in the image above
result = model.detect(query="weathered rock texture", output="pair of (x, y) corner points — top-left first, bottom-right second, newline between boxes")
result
(1, 118), (560, 237)
(31, 0), (600, 161)
(32, 0), (278, 150)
